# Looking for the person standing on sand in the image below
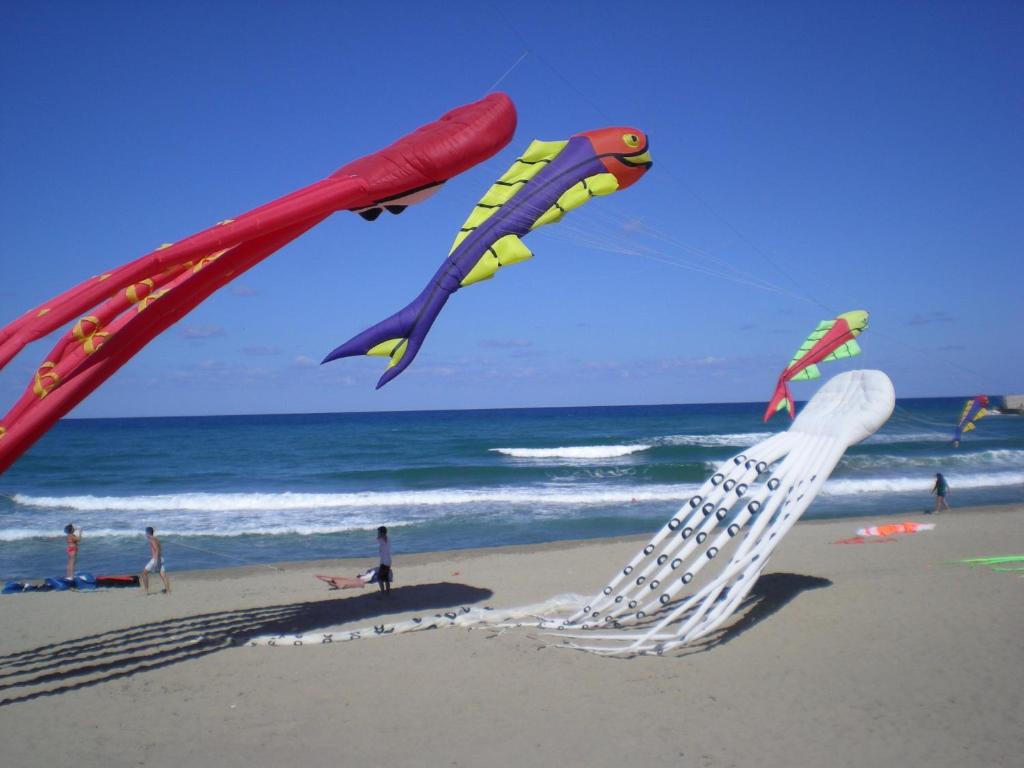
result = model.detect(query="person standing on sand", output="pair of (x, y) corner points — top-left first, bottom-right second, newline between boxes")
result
(376, 526), (392, 597)
(931, 473), (951, 513)
(64, 523), (81, 578)
(141, 526), (171, 595)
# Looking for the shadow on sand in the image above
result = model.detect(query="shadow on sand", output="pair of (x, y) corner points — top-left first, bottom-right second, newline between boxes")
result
(0, 581), (491, 706)
(1, 573), (832, 701)
(536, 572), (832, 657)
(692, 572), (832, 653)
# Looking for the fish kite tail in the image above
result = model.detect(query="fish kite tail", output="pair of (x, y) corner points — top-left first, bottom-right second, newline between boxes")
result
(322, 287), (449, 389)
(763, 378), (795, 422)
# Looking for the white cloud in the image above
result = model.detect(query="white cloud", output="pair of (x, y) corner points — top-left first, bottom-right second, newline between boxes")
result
(242, 345), (281, 356)
(481, 338), (531, 349)
(908, 311), (956, 326)
(182, 324), (225, 340)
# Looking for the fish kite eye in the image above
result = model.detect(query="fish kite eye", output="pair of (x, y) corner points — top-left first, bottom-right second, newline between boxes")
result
(622, 133), (641, 148)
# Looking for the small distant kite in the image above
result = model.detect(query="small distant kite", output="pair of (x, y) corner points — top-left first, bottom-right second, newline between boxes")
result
(323, 127), (653, 387)
(0, 93), (517, 474)
(764, 310), (869, 421)
(952, 395), (989, 447)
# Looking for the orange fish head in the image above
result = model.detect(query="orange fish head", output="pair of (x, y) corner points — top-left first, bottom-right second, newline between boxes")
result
(576, 127), (652, 190)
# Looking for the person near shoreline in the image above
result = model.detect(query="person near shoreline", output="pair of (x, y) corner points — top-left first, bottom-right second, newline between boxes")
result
(930, 473), (951, 513)
(64, 523), (81, 578)
(141, 526), (171, 595)
(376, 526), (392, 597)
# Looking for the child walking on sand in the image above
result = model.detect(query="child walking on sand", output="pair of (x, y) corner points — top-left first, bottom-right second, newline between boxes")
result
(141, 526), (171, 595)
(376, 526), (392, 596)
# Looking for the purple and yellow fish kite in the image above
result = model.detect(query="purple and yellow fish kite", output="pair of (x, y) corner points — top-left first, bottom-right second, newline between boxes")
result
(323, 127), (652, 387)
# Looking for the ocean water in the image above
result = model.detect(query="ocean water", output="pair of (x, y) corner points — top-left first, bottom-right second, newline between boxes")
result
(1, 398), (1021, 580)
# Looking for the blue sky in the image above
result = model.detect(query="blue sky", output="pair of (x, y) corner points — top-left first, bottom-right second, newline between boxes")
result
(1, 1), (1021, 417)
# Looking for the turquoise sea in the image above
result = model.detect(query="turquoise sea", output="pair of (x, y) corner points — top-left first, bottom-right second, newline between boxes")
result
(1, 398), (1021, 580)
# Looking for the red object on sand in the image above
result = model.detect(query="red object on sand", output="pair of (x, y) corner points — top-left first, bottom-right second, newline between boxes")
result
(833, 536), (898, 545)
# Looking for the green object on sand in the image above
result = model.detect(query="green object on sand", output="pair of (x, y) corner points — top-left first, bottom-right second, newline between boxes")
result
(957, 555), (1024, 576)
(959, 555), (1024, 566)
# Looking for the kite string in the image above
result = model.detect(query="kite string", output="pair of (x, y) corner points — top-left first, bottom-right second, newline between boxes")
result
(171, 538), (284, 572)
(484, 5), (832, 313)
(468, 177), (807, 301)
(480, 9), (996, 390)
(556, 206), (803, 293)
(514, 195), (812, 301)
(485, 49), (530, 94)
(480, 6), (835, 312)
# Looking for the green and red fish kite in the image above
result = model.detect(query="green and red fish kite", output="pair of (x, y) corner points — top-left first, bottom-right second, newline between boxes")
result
(763, 310), (869, 421)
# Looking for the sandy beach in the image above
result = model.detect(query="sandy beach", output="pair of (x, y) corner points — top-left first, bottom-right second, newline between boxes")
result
(1, 504), (1021, 768)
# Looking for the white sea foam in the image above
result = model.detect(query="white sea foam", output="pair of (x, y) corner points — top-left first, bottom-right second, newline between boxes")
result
(10, 485), (693, 516)
(822, 471), (1024, 496)
(490, 445), (651, 459)
(6, 468), (1020, 542)
(13, 465), (1022, 520)
(839, 449), (1024, 471)
(657, 432), (776, 447)
(864, 431), (952, 444)
(2, 484), (701, 541)
(0, 522), (391, 542)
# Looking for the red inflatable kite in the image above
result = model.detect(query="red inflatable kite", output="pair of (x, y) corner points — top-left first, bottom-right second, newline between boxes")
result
(0, 93), (516, 474)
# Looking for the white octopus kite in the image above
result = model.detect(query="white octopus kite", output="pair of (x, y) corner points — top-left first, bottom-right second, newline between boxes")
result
(249, 370), (895, 655)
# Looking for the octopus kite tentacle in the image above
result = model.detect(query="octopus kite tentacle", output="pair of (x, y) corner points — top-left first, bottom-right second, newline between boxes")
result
(247, 370), (895, 654)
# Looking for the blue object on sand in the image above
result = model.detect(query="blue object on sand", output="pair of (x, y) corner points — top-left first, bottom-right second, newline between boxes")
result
(75, 573), (98, 590)
(44, 576), (75, 591)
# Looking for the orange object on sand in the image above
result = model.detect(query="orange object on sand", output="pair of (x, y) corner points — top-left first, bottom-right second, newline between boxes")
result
(855, 522), (935, 537)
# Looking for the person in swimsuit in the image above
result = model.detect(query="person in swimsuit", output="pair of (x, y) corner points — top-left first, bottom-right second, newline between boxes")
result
(64, 523), (81, 578)
(141, 526), (171, 595)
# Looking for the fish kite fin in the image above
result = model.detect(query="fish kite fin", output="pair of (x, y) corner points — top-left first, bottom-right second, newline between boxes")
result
(531, 173), (621, 229)
(787, 319), (834, 367)
(460, 234), (534, 287)
(763, 378), (795, 422)
(449, 139), (569, 252)
(821, 338), (862, 362)
(356, 208), (384, 221)
(790, 364), (821, 382)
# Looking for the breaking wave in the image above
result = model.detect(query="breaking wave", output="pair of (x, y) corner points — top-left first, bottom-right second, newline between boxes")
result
(490, 445), (651, 459)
